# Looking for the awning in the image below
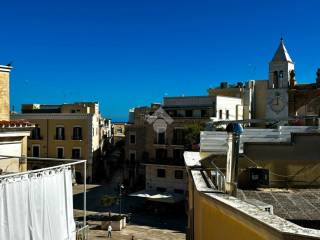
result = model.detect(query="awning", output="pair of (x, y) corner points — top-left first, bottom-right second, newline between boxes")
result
(129, 190), (184, 203)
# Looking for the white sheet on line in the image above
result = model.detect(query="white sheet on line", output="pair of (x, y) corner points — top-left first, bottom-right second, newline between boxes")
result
(0, 167), (76, 240)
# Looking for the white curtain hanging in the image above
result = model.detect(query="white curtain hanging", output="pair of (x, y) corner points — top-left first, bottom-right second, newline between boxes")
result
(0, 167), (76, 240)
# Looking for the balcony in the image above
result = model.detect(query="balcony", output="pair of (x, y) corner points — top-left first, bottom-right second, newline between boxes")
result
(172, 138), (185, 146)
(142, 158), (185, 166)
(29, 135), (43, 140)
(55, 135), (65, 140)
(153, 137), (168, 145)
(72, 135), (83, 140)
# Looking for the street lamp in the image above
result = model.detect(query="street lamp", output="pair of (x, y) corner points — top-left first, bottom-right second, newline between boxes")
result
(119, 184), (125, 216)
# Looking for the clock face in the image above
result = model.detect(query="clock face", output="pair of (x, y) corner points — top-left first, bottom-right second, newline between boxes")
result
(269, 92), (285, 113)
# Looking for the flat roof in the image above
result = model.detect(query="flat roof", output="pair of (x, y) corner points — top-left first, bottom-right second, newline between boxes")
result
(238, 189), (320, 221)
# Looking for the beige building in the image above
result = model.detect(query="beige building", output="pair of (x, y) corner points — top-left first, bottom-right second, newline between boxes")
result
(12, 102), (105, 182)
(112, 122), (127, 145)
(0, 64), (33, 174)
(126, 95), (243, 201)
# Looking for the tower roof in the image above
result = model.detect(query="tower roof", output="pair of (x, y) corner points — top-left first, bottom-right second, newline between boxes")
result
(271, 38), (293, 63)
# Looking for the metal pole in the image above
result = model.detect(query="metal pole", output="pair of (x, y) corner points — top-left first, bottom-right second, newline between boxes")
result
(120, 193), (122, 216)
(83, 160), (87, 228)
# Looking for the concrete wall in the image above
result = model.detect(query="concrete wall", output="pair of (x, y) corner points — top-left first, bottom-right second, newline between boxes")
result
(254, 80), (268, 121)
(215, 96), (243, 121)
(0, 134), (29, 173)
(244, 133), (320, 187)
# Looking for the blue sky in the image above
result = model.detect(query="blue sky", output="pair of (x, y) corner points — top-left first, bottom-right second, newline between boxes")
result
(1, 0), (319, 121)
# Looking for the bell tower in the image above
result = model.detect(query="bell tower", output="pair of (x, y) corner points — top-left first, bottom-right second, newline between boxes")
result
(268, 38), (295, 89)
(0, 65), (12, 120)
(266, 39), (294, 120)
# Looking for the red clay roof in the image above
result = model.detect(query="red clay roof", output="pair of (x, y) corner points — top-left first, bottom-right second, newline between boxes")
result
(0, 120), (34, 128)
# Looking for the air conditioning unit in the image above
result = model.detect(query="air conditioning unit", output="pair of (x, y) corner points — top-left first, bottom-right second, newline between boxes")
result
(238, 167), (269, 189)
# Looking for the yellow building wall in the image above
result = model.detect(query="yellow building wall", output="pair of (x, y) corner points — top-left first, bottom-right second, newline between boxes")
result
(27, 118), (90, 160)
(193, 191), (273, 240)
(189, 182), (318, 240)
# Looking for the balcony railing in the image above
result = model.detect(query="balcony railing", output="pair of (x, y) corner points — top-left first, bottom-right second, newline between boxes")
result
(72, 135), (83, 140)
(29, 135), (43, 140)
(55, 135), (65, 140)
(143, 157), (185, 166)
(153, 137), (168, 145)
(172, 138), (185, 145)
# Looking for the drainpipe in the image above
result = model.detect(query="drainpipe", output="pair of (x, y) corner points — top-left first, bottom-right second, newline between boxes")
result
(225, 123), (243, 197)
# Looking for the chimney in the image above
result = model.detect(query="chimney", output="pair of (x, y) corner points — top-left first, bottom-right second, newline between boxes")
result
(0, 65), (12, 121)
(225, 123), (243, 197)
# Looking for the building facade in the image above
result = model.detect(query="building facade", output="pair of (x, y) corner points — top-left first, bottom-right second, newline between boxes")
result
(125, 95), (243, 199)
(112, 122), (127, 145)
(12, 102), (106, 182)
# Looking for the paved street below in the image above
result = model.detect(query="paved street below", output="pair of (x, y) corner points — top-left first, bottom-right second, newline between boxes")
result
(73, 184), (186, 240)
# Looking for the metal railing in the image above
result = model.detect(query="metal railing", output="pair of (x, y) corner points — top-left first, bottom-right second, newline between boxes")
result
(210, 160), (226, 192)
(75, 222), (89, 240)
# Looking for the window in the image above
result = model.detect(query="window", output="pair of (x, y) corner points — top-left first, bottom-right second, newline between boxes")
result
(173, 128), (184, 145)
(201, 110), (209, 118)
(177, 110), (185, 117)
(129, 133), (136, 144)
(219, 110), (223, 119)
(31, 125), (41, 139)
(168, 110), (177, 117)
(174, 170), (184, 179)
(55, 126), (65, 140)
(279, 71), (284, 79)
(57, 147), (64, 159)
(116, 128), (123, 134)
(185, 110), (193, 117)
(129, 151), (136, 162)
(226, 110), (230, 119)
(157, 169), (166, 178)
(72, 148), (81, 159)
(71, 109), (80, 113)
(32, 145), (40, 157)
(156, 187), (166, 193)
(73, 127), (82, 140)
(173, 149), (184, 162)
(155, 149), (167, 161)
(156, 131), (166, 144)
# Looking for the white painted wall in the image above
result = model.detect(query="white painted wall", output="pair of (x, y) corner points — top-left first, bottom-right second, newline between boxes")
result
(212, 96), (243, 121)
(0, 141), (22, 172)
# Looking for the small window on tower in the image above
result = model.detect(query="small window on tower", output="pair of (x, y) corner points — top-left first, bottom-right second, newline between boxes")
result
(279, 71), (284, 79)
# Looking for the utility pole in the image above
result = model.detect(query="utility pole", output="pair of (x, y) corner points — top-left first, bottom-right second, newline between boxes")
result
(119, 184), (124, 216)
